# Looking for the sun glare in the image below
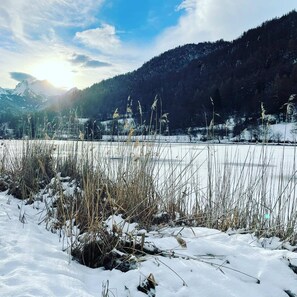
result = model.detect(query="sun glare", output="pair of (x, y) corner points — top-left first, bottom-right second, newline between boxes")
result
(32, 60), (74, 89)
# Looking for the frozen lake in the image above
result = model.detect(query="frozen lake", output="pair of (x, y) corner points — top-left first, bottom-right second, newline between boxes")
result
(1, 140), (296, 231)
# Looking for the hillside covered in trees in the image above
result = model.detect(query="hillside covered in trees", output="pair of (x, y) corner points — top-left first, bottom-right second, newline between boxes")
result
(53, 11), (297, 131)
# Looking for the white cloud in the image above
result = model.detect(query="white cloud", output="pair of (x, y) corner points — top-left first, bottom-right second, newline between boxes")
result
(0, 0), (105, 44)
(75, 24), (121, 53)
(154, 0), (297, 54)
(0, 0), (113, 89)
(177, 0), (197, 12)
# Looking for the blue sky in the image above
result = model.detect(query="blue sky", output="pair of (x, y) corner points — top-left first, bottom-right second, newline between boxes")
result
(97, 1), (183, 42)
(0, 0), (296, 90)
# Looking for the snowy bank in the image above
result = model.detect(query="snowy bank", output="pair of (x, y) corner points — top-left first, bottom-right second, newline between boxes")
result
(1, 193), (297, 297)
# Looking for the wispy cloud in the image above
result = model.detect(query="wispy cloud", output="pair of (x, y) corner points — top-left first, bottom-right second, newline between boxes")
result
(75, 24), (121, 53)
(0, 0), (105, 44)
(0, 0), (111, 88)
(84, 60), (111, 68)
(70, 54), (89, 64)
(176, 0), (197, 11)
(10, 72), (36, 82)
(69, 53), (111, 68)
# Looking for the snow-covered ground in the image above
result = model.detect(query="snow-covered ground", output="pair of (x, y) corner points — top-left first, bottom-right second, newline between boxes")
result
(99, 121), (297, 144)
(1, 140), (297, 296)
(1, 191), (297, 297)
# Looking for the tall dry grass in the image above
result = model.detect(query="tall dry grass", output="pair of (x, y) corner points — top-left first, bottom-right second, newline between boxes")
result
(0, 135), (297, 268)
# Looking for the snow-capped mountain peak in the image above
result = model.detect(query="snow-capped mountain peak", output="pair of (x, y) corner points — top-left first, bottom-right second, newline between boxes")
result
(12, 79), (66, 98)
(0, 79), (74, 114)
(12, 80), (32, 96)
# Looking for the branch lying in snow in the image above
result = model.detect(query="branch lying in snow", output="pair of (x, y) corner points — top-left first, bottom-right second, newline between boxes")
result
(118, 236), (261, 284)
(203, 260), (261, 284)
(127, 238), (261, 284)
(284, 290), (297, 297)
(158, 250), (261, 284)
(288, 260), (297, 274)
(155, 257), (188, 287)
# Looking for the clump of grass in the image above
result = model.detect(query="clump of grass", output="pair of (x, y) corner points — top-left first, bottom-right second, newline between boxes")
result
(40, 140), (162, 269)
(55, 141), (80, 180)
(6, 141), (55, 200)
(111, 149), (160, 227)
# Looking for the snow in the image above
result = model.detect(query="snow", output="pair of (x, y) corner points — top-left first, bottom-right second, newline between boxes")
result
(12, 81), (31, 96)
(12, 79), (65, 98)
(0, 194), (99, 297)
(99, 121), (297, 144)
(238, 123), (297, 143)
(0, 87), (9, 96)
(1, 140), (297, 296)
(105, 214), (138, 234)
(269, 123), (297, 142)
(1, 191), (297, 296)
(29, 80), (66, 97)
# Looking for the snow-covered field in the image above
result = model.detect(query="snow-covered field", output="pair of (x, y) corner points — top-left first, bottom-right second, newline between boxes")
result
(1, 191), (297, 296)
(1, 140), (297, 296)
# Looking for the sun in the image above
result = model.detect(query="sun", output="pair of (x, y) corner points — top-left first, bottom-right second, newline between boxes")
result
(32, 59), (74, 89)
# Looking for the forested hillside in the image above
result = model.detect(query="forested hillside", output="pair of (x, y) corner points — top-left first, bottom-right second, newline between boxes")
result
(51, 11), (297, 130)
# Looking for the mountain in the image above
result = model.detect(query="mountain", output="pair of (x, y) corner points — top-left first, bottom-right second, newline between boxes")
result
(136, 41), (228, 80)
(0, 79), (67, 115)
(13, 79), (65, 98)
(0, 87), (9, 96)
(57, 10), (297, 130)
